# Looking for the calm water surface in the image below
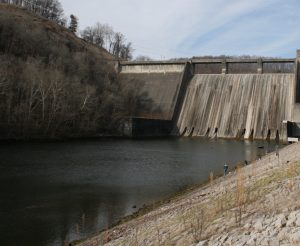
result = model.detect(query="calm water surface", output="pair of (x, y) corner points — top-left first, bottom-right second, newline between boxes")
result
(0, 138), (281, 246)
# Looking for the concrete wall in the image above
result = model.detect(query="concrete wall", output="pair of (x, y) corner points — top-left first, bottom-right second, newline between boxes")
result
(119, 62), (187, 122)
(119, 72), (184, 120)
(175, 74), (295, 140)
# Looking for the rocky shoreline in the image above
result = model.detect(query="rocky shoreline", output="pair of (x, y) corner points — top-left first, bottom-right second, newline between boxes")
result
(74, 142), (300, 246)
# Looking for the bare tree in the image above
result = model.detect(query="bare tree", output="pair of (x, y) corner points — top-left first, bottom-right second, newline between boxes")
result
(81, 23), (113, 49)
(81, 23), (132, 60)
(120, 42), (133, 60)
(110, 32), (124, 57)
(2, 0), (65, 25)
(81, 26), (94, 43)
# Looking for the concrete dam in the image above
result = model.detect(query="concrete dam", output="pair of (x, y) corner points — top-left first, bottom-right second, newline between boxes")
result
(119, 52), (300, 141)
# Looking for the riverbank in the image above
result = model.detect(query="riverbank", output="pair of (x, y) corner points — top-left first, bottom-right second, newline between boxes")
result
(74, 142), (300, 246)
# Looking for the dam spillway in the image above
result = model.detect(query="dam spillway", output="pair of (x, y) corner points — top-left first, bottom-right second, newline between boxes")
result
(176, 73), (294, 140)
(119, 53), (300, 141)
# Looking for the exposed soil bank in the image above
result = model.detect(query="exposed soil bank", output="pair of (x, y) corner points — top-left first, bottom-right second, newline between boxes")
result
(74, 142), (300, 246)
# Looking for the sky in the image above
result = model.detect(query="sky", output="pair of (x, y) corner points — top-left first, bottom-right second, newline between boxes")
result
(60, 0), (300, 60)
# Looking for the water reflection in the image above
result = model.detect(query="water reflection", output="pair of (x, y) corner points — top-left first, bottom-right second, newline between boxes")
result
(0, 138), (282, 246)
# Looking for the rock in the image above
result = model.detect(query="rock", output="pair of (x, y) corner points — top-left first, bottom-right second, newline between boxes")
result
(225, 236), (234, 244)
(288, 210), (299, 221)
(264, 218), (274, 225)
(239, 235), (250, 244)
(246, 236), (256, 246)
(196, 240), (208, 246)
(244, 223), (251, 230)
(269, 239), (280, 246)
(253, 220), (264, 232)
(295, 217), (300, 227)
(262, 229), (269, 236)
(219, 234), (228, 243)
(268, 228), (279, 237)
(228, 217), (235, 224)
(282, 208), (289, 213)
(286, 218), (296, 227)
(274, 214), (286, 228)
(278, 228), (289, 241)
(290, 229), (300, 242)
(260, 238), (271, 246)
(287, 210), (299, 226)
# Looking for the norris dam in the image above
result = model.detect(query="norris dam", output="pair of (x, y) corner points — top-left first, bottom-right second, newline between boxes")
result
(118, 51), (300, 141)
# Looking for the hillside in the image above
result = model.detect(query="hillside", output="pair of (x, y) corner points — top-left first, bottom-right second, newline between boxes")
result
(0, 4), (135, 139)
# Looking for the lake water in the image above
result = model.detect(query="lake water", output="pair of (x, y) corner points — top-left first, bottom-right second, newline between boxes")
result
(0, 138), (281, 246)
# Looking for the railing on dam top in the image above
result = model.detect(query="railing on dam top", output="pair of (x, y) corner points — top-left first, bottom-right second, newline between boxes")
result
(192, 58), (295, 74)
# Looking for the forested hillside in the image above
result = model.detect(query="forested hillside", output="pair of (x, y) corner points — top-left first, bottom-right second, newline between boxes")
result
(0, 4), (138, 139)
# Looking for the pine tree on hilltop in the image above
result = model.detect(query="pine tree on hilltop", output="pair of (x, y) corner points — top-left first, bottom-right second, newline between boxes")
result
(69, 14), (78, 33)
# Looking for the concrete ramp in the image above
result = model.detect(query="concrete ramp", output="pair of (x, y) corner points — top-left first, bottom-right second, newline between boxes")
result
(175, 74), (295, 140)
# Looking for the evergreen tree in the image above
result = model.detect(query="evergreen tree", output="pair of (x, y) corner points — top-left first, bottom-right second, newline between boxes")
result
(69, 14), (78, 33)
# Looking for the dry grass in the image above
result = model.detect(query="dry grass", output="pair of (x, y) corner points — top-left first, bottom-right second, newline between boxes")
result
(235, 165), (246, 225)
(209, 172), (214, 185)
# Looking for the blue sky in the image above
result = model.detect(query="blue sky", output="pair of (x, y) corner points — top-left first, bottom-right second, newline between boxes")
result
(60, 0), (300, 59)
